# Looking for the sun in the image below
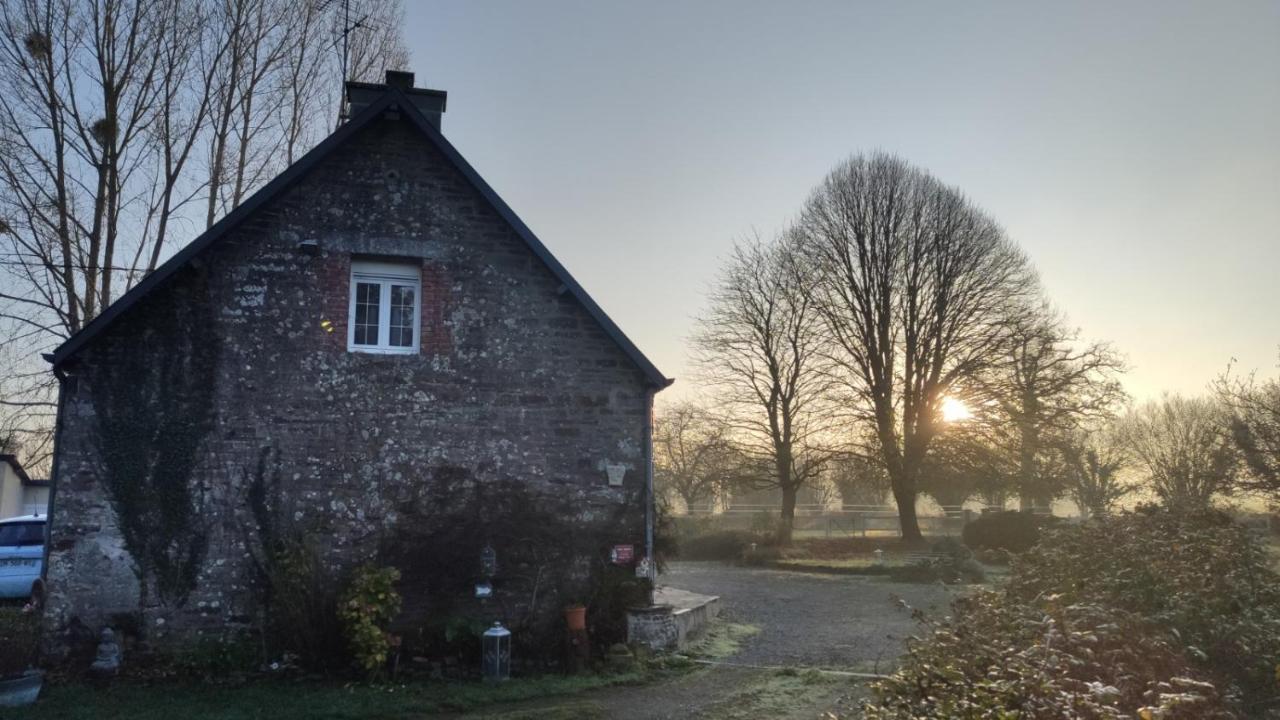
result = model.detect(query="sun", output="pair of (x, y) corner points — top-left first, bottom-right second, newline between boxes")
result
(941, 396), (973, 423)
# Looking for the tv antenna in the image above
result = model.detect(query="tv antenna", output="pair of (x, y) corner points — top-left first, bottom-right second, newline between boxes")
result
(329, 0), (372, 121)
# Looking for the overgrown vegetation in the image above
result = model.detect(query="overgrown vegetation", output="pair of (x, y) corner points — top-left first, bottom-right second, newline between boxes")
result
(381, 468), (648, 664)
(242, 447), (346, 670)
(865, 511), (1280, 718)
(667, 515), (780, 562)
(0, 604), (40, 677)
(89, 271), (220, 607)
(961, 510), (1058, 554)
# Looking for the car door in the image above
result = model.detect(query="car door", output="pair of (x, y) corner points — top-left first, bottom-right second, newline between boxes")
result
(0, 521), (44, 599)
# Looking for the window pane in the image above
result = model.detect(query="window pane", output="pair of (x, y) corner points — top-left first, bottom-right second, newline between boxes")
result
(0, 522), (42, 546)
(354, 281), (380, 345)
(389, 284), (415, 347)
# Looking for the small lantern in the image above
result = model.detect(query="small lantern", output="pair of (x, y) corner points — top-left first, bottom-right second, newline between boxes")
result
(873, 548), (885, 566)
(480, 544), (497, 578)
(482, 622), (511, 682)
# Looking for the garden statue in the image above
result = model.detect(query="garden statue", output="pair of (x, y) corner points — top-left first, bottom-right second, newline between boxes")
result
(89, 628), (121, 677)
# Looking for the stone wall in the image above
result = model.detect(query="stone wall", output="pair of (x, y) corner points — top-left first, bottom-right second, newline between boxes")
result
(44, 113), (655, 658)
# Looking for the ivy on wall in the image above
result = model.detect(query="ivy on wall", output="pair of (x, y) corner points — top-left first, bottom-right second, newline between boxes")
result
(88, 267), (221, 608)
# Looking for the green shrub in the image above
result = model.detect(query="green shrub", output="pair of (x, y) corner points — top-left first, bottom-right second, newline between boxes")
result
(865, 591), (1230, 719)
(260, 536), (345, 669)
(866, 511), (1280, 718)
(1011, 509), (1280, 708)
(174, 636), (261, 676)
(0, 604), (39, 677)
(587, 564), (651, 654)
(675, 530), (755, 561)
(961, 510), (1057, 553)
(338, 565), (402, 677)
(881, 533), (984, 584)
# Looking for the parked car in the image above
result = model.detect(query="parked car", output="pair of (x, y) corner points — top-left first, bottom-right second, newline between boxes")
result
(0, 515), (44, 602)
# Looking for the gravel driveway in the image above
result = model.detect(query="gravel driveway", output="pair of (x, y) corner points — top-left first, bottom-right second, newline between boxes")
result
(661, 561), (959, 671)
(462, 563), (963, 719)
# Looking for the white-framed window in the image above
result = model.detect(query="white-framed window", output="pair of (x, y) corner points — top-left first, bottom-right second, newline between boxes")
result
(348, 260), (421, 354)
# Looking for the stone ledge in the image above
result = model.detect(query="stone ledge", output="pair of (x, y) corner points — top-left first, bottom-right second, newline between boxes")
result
(626, 586), (720, 652)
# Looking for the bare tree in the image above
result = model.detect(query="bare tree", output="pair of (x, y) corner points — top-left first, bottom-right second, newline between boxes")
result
(796, 152), (1037, 542)
(0, 0), (410, 473)
(693, 234), (839, 544)
(653, 400), (733, 514)
(827, 453), (891, 507)
(1055, 427), (1130, 518)
(1119, 395), (1237, 509)
(1216, 359), (1280, 498)
(971, 305), (1126, 511)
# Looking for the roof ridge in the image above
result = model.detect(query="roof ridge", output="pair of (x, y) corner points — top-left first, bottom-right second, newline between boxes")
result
(48, 86), (672, 389)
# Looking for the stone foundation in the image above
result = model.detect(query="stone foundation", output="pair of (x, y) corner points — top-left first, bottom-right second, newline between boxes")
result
(627, 587), (720, 651)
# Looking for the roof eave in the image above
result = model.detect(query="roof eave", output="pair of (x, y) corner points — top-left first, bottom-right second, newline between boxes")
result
(48, 86), (672, 389)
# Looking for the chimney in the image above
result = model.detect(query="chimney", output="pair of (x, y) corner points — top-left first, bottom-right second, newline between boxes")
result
(345, 70), (448, 130)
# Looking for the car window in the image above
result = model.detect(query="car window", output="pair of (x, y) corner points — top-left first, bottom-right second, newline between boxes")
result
(0, 522), (44, 547)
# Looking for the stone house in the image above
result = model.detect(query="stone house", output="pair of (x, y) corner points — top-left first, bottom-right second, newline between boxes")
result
(41, 72), (670, 658)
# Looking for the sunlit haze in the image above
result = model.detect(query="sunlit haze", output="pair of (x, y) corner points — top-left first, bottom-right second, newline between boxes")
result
(942, 398), (974, 424)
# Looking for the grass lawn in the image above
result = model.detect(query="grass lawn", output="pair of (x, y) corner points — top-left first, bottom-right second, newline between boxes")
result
(21, 621), (760, 720)
(21, 671), (656, 720)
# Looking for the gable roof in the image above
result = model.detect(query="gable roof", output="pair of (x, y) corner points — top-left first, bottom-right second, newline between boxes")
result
(0, 454), (43, 486)
(49, 87), (672, 389)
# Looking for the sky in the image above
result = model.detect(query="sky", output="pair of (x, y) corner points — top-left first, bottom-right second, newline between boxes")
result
(401, 0), (1280, 404)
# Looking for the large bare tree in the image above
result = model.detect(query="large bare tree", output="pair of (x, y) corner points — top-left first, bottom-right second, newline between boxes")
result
(971, 306), (1126, 511)
(796, 152), (1037, 542)
(693, 235), (838, 544)
(1119, 395), (1238, 509)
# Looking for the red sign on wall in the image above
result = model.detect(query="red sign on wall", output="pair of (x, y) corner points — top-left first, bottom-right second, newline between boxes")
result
(610, 544), (635, 565)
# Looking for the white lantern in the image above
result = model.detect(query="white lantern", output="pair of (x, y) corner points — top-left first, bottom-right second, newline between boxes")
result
(482, 622), (511, 682)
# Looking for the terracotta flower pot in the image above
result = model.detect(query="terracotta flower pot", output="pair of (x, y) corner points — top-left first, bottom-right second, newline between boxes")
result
(563, 605), (587, 631)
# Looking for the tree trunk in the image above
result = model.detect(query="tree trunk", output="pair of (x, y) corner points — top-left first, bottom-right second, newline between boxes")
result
(778, 483), (798, 546)
(892, 483), (923, 543)
(1017, 420), (1038, 512)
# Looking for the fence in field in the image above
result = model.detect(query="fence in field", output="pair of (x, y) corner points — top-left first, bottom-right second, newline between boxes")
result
(681, 503), (982, 538)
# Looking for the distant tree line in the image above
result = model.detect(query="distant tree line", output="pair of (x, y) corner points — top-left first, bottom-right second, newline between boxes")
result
(669, 151), (1277, 544)
(0, 0), (408, 468)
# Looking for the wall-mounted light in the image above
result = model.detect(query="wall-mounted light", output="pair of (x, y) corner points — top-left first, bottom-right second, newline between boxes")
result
(297, 238), (319, 255)
(606, 463), (626, 487)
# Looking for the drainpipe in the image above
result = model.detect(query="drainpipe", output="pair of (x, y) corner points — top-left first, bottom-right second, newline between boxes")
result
(643, 386), (656, 606)
(41, 355), (70, 595)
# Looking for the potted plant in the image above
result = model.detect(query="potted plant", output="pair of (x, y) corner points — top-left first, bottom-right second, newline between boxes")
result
(0, 603), (43, 707)
(563, 601), (587, 632)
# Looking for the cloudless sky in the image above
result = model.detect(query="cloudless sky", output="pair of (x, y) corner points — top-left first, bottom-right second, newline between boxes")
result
(401, 0), (1280, 403)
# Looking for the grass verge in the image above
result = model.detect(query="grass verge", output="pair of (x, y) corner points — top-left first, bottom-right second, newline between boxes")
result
(21, 670), (655, 720)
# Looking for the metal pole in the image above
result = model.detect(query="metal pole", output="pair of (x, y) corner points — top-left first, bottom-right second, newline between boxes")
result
(643, 386), (656, 605)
